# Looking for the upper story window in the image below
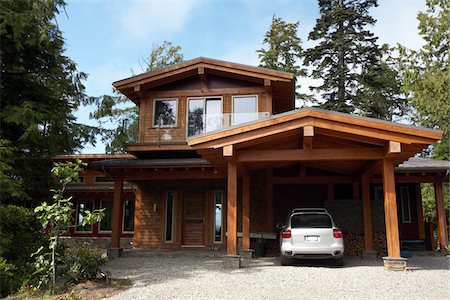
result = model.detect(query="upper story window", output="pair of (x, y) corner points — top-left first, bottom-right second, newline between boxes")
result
(153, 98), (178, 127)
(232, 95), (258, 125)
(187, 97), (222, 137)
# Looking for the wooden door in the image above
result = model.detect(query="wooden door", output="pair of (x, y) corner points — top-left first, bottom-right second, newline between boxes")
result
(183, 193), (205, 245)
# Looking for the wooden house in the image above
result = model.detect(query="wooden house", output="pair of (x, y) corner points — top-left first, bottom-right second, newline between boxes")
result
(57, 58), (449, 266)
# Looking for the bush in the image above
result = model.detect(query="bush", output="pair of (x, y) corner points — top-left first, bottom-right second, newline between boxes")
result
(0, 257), (19, 297)
(64, 243), (107, 283)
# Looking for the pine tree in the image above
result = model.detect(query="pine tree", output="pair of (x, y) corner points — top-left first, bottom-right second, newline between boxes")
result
(0, 0), (98, 203)
(398, 0), (449, 160)
(304, 0), (379, 113)
(257, 15), (308, 106)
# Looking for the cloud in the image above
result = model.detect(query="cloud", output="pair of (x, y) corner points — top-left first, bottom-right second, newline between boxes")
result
(116, 0), (200, 41)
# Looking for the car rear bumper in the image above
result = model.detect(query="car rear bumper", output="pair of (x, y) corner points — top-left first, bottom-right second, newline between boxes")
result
(281, 243), (344, 259)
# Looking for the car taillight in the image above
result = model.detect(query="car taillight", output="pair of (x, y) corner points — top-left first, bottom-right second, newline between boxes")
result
(333, 228), (343, 239)
(281, 229), (291, 239)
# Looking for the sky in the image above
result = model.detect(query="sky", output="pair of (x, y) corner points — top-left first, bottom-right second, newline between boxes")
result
(56, 0), (427, 154)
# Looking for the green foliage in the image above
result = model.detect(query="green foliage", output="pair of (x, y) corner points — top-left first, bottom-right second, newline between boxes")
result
(421, 183), (449, 223)
(0, 139), (28, 200)
(0, 257), (18, 297)
(398, 0), (449, 159)
(64, 243), (107, 283)
(0, 0), (99, 203)
(91, 41), (183, 153)
(34, 160), (104, 292)
(304, 0), (380, 113)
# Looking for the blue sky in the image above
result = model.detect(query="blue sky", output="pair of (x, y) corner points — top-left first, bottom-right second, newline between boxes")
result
(57, 0), (427, 153)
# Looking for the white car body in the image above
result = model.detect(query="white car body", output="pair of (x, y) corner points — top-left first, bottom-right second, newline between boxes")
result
(279, 208), (344, 265)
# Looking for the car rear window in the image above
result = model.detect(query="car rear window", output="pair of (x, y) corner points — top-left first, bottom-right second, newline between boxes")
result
(290, 214), (332, 228)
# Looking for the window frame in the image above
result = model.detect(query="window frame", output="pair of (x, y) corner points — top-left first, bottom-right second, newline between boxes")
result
(122, 199), (135, 233)
(98, 200), (113, 233)
(152, 98), (178, 128)
(75, 199), (94, 233)
(213, 190), (224, 244)
(231, 94), (259, 125)
(186, 96), (223, 137)
(400, 186), (412, 224)
(164, 192), (175, 243)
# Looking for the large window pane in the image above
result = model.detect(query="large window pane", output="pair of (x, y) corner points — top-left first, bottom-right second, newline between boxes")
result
(232, 95), (257, 125)
(214, 191), (223, 243)
(99, 201), (113, 231)
(153, 99), (177, 126)
(165, 192), (174, 242)
(123, 200), (135, 232)
(205, 98), (221, 132)
(188, 99), (204, 136)
(400, 187), (411, 223)
(76, 200), (93, 232)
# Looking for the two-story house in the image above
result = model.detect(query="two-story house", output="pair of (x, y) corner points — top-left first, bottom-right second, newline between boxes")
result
(58, 57), (448, 268)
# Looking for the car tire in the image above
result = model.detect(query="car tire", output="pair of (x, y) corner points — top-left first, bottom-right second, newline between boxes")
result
(281, 256), (293, 266)
(334, 257), (344, 267)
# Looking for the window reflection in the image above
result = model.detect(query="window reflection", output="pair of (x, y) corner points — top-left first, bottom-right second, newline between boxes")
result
(214, 191), (223, 243)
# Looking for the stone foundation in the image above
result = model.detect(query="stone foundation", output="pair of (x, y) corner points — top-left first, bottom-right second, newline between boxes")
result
(362, 250), (377, 259)
(239, 249), (254, 259)
(223, 255), (241, 269)
(107, 248), (123, 259)
(383, 256), (407, 271)
(60, 236), (133, 249)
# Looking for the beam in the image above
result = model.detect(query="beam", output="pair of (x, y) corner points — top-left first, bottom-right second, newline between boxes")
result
(434, 181), (448, 252)
(382, 158), (401, 258)
(227, 160), (238, 255)
(133, 85), (141, 93)
(415, 183), (425, 240)
(111, 179), (123, 249)
(266, 168), (273, 232)
(223, 145), (233, 157)
(242, 175), (250, 250)
(198, 67), (208, 89)
(264, 79), (272, 94)
(236, 148), (384, 162)
(361, 174), (374, 251)
(303, 126), (314, 150)
(133, 184), (142, 247)
(386, 141), (401, 156)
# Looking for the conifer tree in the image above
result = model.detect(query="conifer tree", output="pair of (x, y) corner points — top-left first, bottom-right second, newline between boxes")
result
(304, 0), (380, 113)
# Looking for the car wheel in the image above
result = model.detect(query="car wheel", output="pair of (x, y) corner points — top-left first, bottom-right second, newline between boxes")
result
(334, 257), (344, 267)
(281, 256), (293, 266)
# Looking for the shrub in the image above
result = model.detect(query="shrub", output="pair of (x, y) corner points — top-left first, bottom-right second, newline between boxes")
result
(64, 243), (107, 283)
(0, 257), (18, 297)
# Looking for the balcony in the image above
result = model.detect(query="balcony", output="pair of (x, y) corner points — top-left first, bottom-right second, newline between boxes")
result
(187, 112), (271, 137)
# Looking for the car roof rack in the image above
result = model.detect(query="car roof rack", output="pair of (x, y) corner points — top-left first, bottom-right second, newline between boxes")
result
(291, 208), (328, 213)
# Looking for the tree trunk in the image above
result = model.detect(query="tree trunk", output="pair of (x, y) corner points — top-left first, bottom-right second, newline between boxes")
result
(338, 0), (345, 109)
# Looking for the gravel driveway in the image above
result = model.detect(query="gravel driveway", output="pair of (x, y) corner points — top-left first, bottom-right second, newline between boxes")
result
(104, 253), (449, 300)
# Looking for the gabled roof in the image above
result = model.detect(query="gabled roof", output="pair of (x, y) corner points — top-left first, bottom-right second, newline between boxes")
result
(396, 157), (450, 172)
(113, 57), (295, 101)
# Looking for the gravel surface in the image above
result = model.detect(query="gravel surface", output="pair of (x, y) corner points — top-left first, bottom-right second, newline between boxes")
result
(104, 254), (450, 300)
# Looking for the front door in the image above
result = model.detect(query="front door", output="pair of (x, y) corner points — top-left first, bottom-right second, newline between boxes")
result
(183, 193), (205, 246)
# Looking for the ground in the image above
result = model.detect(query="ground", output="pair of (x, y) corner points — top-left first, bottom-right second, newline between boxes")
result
(102, 251), (450, 300)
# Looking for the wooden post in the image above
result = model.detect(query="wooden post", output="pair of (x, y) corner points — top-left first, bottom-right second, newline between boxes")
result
(242, 175), (250, 250)
(361, 174), (374, 251)
(434, 181), (448, 252)
(111, 179), (123, 249)
(133, 184), (142, 248)
(415, 184), (425, 240)
(227, 160), (238, 255)
(381, 158), (401, 258)
(266, 168), (273, 232)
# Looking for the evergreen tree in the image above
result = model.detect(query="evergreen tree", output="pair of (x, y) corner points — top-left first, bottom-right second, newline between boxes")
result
(304, 0), (379, 113)
(398, 0), (449, 160)
(92, 41), (184, 153)
(257, 15), (308, 106)
(0, 0), (98, 203)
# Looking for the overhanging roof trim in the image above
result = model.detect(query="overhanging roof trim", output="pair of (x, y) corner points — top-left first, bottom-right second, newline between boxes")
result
(187, 107), (442, 146)
(113, 57), (294, 89)
(90, 158), (210, 168)
(396, 157), (450, 172)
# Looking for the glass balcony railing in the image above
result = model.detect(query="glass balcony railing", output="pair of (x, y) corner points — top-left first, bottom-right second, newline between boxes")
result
(187, 112), (271, 137)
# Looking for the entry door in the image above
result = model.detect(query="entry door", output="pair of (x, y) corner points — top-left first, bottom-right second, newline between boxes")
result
(183, 193), (205, 245)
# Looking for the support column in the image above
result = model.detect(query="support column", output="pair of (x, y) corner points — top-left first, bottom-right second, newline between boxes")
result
(242, 175), (250, 250)
(361, 174), (375, 257)
(381, 158), (401, 258)
(227, 160), (238, 256)
(415, 184), (425, 240)
(266, 168), (273, 232)
(109, 178), (123, 258)
(434, 181), (448, 252)
(133, 184), (142, 248)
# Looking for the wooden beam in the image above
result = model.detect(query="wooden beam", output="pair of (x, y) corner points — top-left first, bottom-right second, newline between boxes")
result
(133, 184), (142, 247)
(273, 176), (353, 185)
(133, 85), (141, 93)
(236, 148), (384, 162)
(242, 175), (250, 250)
(266, 168), (273, 232)
(138, 100), (146, 143)
(264, 79), (272, 94)
(382, 158), (401, 258)
(434, 181), (448, 252)
(198, 67), (208, 89)
(386, 141), (401, 155)
(415, 183), (426, 240)
(361, 174), (374, 251)
(227, 160), (238, 255)
(111, 179), (123, 249)
(303, 126), (314, 150)
(223, 145), (233, 157)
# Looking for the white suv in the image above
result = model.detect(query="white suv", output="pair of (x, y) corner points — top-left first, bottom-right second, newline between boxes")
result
(279, 208), (344, 266)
